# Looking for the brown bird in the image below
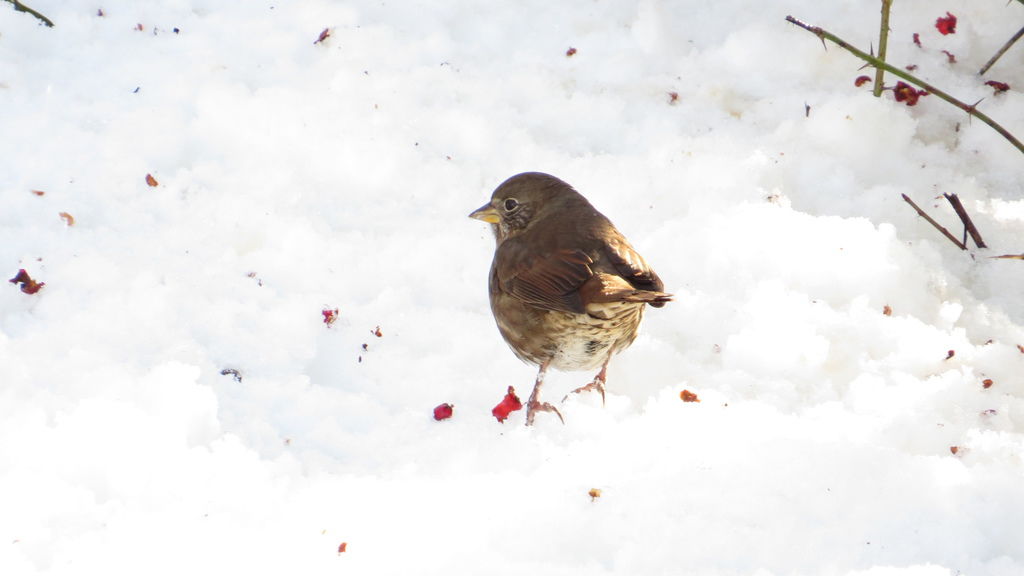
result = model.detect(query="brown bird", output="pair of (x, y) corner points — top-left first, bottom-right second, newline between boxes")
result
(470, 172), (671, 425)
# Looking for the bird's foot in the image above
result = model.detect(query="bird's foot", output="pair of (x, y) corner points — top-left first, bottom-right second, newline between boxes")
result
(525, 400), (564, 426)
(567, 378), (606, 406)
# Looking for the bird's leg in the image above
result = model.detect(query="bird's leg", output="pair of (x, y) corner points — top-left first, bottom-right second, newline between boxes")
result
(568, 355), (609, 406)
(526, 359), (564, 426)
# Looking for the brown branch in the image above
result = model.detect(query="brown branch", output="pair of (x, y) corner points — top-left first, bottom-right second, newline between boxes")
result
(944, 194), (987, 249)
(873, 0), (893, 97)
(3, 0), (53, 27)
(979, 25), (1024, 75)
(902, 194), (967, 250)
(785, 15), (1024, 155)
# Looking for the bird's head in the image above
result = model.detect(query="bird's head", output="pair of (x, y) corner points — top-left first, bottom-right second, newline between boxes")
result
(469, 172), (587, 243)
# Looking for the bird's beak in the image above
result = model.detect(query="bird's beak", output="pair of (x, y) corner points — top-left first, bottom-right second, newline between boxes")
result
(469, 203), (500, 224)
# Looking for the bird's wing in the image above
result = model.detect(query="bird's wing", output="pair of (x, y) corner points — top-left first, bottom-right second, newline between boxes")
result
(603, 236), (664, 292)
(598, 233), (671, 307)
(498, 248), (593, 314)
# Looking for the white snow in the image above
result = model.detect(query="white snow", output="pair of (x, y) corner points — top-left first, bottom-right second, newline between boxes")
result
(2, 1), (1023, 575)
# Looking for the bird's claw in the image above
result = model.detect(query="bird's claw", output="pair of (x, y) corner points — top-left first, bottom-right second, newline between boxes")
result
(567, 378), (606, 406)
(525, 400), (564, 426)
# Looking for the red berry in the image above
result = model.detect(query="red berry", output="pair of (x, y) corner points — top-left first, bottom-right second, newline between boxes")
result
(935, 12), (957, 36)
(322, 308), (339, 325)
(491, 386), (523, 423)
(433, 403), (454, 421)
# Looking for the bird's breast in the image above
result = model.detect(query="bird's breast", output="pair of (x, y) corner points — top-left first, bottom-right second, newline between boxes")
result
(489, 289), (646, 372)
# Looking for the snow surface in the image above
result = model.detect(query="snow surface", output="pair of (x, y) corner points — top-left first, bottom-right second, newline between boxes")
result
(2, 1), (1024, 574)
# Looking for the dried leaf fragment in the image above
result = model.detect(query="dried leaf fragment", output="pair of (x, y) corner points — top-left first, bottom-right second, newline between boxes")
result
(145, 173), (159, 187)
(220, 368), (243, 382)
(985, 81), (1010, 94)
(565, 47), (577, 57)
(982, 379), (993, 389)
(372, 325), (383, 337)
(9, 269), (45, 295)
(667, 91), (679, 104)
(59, 212), (75, 226)
(680, 389), (700, 403)
(883, 305), (893, 316)
(314, 28), (331, 45)
(588, 488), (602, 501)
(433, 403), (454, 421)
(949, 445), (960, 455)
(337, 542), (347, 554)
(892, 81), (928, 106)
(31, 189), (45, 196)
(492, 386), (523, 423)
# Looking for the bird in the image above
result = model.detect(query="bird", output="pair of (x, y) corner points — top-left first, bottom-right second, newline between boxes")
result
(470, 172), (671, 425)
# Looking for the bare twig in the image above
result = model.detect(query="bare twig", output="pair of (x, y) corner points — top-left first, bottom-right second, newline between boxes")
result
(3, 0), (53, 27)
(944, 194), (987, 249)
(785, 15), (1024, 155)
(901, 194), (967, 250)
(979, 25), (1024, 75)
(873, 0), (893, 97)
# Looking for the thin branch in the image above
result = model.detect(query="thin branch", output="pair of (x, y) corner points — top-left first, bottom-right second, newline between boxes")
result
(901, 194), (967, 250)
(3, 0), (54, 27)
(785, 15), (1024, 155)
(873, 0), (893, 97)
(944, 194), (987, 248)
(979, 25), (1024, 75)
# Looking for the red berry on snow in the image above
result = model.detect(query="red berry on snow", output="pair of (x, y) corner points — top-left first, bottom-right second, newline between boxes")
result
(433, 403), (454, 421)
(935, 12), (957, 36)
(322, 308), (339, 325)
(491, 386), (523, 423)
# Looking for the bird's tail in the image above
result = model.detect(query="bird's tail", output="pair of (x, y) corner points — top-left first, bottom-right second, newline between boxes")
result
(582, 273), (673, 307)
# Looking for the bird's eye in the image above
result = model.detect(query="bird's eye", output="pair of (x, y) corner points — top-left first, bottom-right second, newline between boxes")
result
(504, 198), (519, 211)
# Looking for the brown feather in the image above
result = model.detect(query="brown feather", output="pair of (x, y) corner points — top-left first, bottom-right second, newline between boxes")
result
(498, 248), (593, 314)
(601, 234), (666, 300)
